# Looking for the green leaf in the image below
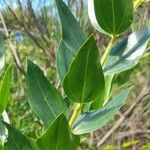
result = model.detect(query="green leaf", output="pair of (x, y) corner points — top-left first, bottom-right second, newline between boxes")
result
(63, 36), (105, 103)
(0, 67), (11, 115)
(90, 74), (114, 109)
(56, 0), (86, 82)
(114, 67), (136, 86)
(0, 34), (5, 72)
(89, 0), (133, 35)
(26, 60), (67, 129)
(104, 26), (150, 75)
(4, 123), (38, 150)
(37, 114), (76, 150)
(72, 87), (131, 135)
(55, 0), (85, 52)
(57, 41), (74, 82)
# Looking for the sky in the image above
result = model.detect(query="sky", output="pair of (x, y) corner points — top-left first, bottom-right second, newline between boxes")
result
(0, 0), (67, 10)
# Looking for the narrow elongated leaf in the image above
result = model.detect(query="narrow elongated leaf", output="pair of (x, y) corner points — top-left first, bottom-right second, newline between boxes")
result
(4, 123), (38, 150)
(63, 36), (105, 103)
(55, 0), (85, 52)
(104, 26), (150, 75)
(26, 60), (67, 129)
(89, 0), (133, 35)
(57, 41), (74, 82)
(37, 114), (76, 150)
(0, 34), (5, 71)
(72, 87), (131, 135)
(0, 67), (11, 115)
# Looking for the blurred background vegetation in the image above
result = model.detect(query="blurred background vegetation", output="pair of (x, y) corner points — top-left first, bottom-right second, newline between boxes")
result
(0, 0), (150, 149)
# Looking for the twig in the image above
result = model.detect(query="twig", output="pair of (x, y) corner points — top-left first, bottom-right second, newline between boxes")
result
(116, 130), (150, 139)
(0, 10), (25, 75)
(6, 0), (56, 70)
(97, 80), (150, 147)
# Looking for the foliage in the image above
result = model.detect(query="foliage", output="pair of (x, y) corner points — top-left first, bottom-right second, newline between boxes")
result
(103, 145), (117, 150)
(0, 0), (150, 149)
(122, 140), (139, 148)
(140, 142), (150, 150)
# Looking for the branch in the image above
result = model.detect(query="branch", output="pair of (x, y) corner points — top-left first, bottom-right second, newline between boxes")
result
(0, 10), (25, 75)
(116, 130), (150, 140)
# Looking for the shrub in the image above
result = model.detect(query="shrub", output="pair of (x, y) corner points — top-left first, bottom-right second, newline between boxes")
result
(0, 0), (150, 149)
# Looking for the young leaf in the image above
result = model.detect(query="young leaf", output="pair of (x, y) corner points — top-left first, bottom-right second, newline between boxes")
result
(89, 0), (133, 35)
(57, 41), (74, 82)
(63, 36), (105, 103)
(4, 123), (38, 150)
(104, 26), (150, 75)
(0, 67), (11, 115)
(55, 0), (85, 52)
(26, 60), (67, 129)
(72, 87), (131, 135)
(37, 114), (76, 150)
(0, 34), (5, 71)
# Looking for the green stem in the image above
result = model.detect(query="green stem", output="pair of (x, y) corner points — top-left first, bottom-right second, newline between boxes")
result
(69, 103), (82, 128)
(69, 36), (118, 128)
(103, 74), (114, 106)
(101, 35), (117, 67)
(101, 0), (148, 106)
(101, 36), (117, 106)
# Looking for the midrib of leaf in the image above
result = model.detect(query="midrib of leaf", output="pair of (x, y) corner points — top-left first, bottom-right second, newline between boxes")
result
(61, 42), (74, 71)
(63, 47), (70, 71)
(116, 2), (128, 33)
(98, 1), (112, 33)
(66, 27), (82, 50)
(27, 85), (46, 121)
(112, 0), (116, 33)
(63, 41), (76, 55)
(68, 73), (77, 100)
(56, 117), (63, 150)
(81, 41), (92, 103)
(30, 66), (57, 118)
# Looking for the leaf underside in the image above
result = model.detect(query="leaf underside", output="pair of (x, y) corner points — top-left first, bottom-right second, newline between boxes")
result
(72, 87), (131, 135)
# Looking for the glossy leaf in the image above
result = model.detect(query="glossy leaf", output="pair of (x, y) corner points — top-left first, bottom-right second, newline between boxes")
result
(63, 36), (105, 103)
(4, 123), (38, 150)
(89, 0), (133, 35)
(72, 87), (131, 135)
(0, 34), (5, 72)
(57, 41), (74, 82)
(104, 26), (150, 75)
(37, 114), (76, 150)
(26, 60), (67, 129)
(0, 67), (11, 115)
(55, 0), (85, 52)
